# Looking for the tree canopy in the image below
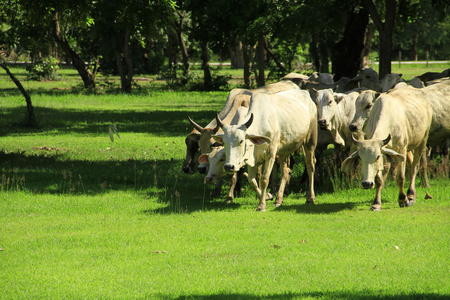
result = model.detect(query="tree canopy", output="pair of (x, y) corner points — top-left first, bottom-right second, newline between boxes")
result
(1, 0), (449, 90)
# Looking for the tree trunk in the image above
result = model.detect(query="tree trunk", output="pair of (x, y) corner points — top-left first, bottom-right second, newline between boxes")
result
(175, 12), (190, 76)
(53, 12), (96, 89)
(310, 34), (321, 72)
(256, 33), (266, 87)
(243, 43), (252, 88)
(229, 40), (244, 69)
(361, 23), (374, 69)
(1, 62), (37, 127)
(363, 0), (396, 78)
(115, 30), (133, 93)
(332, 3), (369, 80)
(200, 41), (212, 90)
(412, 30), (419, 61)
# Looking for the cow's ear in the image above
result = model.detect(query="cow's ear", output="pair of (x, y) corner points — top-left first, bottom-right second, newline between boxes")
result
(381, 148), (405, 163)
(341, 151), (359, 173)
(246, 134), (271, 145)
(187, 132), (201, 142)
(212, 134), (223, 144)
(334, 93), (345, 104)
(198, 154), (209, 164)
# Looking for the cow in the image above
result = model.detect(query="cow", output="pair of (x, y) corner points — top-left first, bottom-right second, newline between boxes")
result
(314, 88), (364, 150)
(343, 68), (382, 92)
(309, 72), (334, 84)
(199, 107), (249, 203)
(213, 89), (317, 211)
(342, 87), (433, 211)
(380, 73), (405, 92)
(187, 80), (300, 174)
(417, 68), (450, 83)
(348, 90), (379, 134)
(409, 77), (425, 88)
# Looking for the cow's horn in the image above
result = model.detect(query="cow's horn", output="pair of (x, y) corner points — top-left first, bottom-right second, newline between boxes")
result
(351, 133), (362, 146)
(382, 134), (391, 146)
(244, 113), (253, 129)
(187, 116), (204, 132)
(215, 114), (224, 128)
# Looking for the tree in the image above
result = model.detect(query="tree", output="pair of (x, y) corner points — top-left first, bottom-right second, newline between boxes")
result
(92, 0), (176, 92)
(362, 0), (396, 78)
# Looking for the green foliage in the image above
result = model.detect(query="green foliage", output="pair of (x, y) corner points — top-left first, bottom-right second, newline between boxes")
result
(25, 56), (60, 81)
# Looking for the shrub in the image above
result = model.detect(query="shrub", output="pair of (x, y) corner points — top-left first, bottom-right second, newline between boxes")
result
(26, 56), (60, 81)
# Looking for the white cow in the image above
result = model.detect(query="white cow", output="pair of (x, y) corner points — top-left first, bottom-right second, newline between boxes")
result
(342, 87), (433, 211)
(213, 89), (317, 211)
(314, 88), (364, 150)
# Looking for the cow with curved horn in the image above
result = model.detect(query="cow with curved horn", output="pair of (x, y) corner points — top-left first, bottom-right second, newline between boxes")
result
(213, 89), (317, 211)
(342, 86), (433, 211)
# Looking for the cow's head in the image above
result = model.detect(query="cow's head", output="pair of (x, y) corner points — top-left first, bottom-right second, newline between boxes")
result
(349, 91), (380, 133)
(182, 135), (200, 174)
(342, 134), (405, 189)
(187, 116), (222, 174)
(198, 146), (226, 184)
(213, 113), (270, 173)
(314, 88), (342, 131)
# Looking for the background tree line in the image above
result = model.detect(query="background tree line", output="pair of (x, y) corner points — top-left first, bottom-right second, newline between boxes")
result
(1, 0), (449, 92)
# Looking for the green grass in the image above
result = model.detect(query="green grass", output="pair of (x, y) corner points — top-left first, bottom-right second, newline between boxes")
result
(0, 65), (449, 299)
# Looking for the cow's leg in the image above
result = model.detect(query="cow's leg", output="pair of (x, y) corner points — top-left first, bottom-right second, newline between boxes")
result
(407, 142), (427, 206)
(303, 145), (316, 204)
(396, 159), (408, 208)
(371, 172), (384, 211)
(211, 178), (223, 198)
(225, 173), (237, 204)
(420, 147), (431, 188)
(257, 156), (276, 212)
(275, 155), (290, 207)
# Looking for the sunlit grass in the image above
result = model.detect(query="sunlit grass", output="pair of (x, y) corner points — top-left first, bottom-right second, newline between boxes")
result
(0, 64), (449, 299)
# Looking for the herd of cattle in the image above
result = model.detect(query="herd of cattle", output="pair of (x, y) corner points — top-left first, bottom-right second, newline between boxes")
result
(181, 68), (450, 211)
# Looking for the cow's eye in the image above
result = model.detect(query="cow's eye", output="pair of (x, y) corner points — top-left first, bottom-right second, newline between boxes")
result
(366, 103), (372, 109)
(239, 140), (244, 144)
(376, 155), (381, 160)
(328, 101), (333, 105)
(220, 158), (225, 162)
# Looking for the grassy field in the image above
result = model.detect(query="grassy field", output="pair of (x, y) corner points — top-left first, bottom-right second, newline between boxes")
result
(0, 64), (449, 299)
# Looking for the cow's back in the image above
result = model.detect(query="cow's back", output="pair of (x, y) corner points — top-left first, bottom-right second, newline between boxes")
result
(366, 87), (432, 151)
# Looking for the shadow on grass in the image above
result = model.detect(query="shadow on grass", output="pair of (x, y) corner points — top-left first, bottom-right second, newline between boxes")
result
(168, 292), (448, 299)
(0, 106), (219, 137)
(274, 200), (358, 214)
(0, 150), (241, 214)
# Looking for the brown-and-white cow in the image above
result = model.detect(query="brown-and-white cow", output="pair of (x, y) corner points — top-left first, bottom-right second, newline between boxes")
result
(342, 87), (433, 211)
(213, 89), (317, 211)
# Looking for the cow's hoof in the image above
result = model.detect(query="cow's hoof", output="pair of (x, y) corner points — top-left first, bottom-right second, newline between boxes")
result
(225, 199), (233, 204)
(305, 198), (315, 205)
(274, 202), (282, 207)
(256, 207), (266, 212)
(370, 206), (381, 212)
(406, 199), (415, 207)
(266, 193), (273, 200)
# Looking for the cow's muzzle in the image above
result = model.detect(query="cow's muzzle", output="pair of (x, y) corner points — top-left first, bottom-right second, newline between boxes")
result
(318, 119), (327, 129)
(361, 181), (374, 189)
(349, 124), (358, 132)
(224, 164), (236, 173)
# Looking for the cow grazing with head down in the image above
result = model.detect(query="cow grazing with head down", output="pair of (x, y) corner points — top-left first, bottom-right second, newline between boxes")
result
(342, 87), (433, 211)
(213, 89), (317, 211)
